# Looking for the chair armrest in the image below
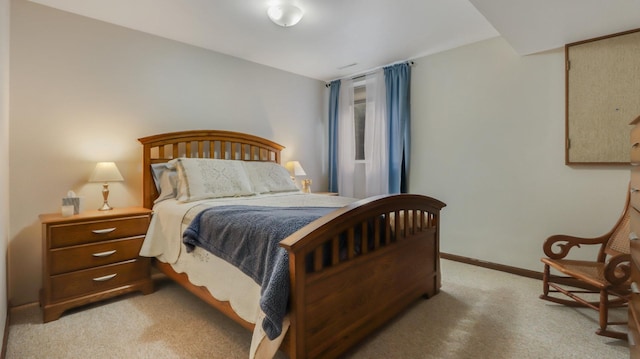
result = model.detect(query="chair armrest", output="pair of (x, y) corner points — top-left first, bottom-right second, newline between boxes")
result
(542, 233), (608, 260)
(604, 254), (632, 286)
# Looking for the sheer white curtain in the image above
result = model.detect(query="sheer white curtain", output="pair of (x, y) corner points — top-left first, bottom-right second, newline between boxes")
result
(337, 78), (355, 197)
(364, 70), (388, 196)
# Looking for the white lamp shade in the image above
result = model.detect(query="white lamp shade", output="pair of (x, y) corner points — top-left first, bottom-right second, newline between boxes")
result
(285, 161), (306, 176)
(89, 162), (124, 183)
(267, 4), (304, 27)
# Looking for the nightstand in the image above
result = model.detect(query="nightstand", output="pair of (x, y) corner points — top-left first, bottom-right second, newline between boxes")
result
(39, 207), (154, 322)
(313, 192), (338, 196)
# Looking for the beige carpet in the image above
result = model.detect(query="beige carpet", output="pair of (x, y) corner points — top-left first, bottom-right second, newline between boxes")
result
(6, 259), (629, 358)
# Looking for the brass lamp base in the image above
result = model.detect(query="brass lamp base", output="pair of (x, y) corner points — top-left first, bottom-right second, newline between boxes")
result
(98, 202), (113, 211)
(301, 179), (312, 193)
(98, 183), (114, 211)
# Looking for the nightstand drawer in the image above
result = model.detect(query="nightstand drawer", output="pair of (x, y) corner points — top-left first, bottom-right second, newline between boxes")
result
(49, 236), (145, 275)
(49, 216), (149, 248)
(49, 258), (150, 302)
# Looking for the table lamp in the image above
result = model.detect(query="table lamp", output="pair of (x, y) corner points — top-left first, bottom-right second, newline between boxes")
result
(89, 161), (124, 210)
(285, 161), (311, 193)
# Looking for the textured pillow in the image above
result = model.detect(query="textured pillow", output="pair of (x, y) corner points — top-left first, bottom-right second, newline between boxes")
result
(153, 168), (179, 204)
(172, 158), (254, 202)
(243, 161), (300, 194)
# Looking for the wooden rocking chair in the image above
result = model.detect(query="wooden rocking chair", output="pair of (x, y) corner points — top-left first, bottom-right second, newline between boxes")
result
(540, 189), (632, 340)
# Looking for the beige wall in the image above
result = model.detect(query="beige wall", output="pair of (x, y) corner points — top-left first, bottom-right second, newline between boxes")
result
(9, 0), (327, 305)
(410, 37), (629, 271)
(1, 0), (10, 340)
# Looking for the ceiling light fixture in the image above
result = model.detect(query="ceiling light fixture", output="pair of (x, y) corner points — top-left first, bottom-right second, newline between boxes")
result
(267, 4), (304, 27)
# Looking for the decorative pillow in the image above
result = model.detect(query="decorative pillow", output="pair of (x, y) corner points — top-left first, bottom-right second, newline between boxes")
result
(153, 168), (179, 204)
(151, 163), (169, 192)
(171, 158), (254, 202)
(243, 161), (300, 194)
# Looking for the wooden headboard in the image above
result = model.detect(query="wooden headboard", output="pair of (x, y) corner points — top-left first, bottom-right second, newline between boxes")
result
(138, 130), (285, 209)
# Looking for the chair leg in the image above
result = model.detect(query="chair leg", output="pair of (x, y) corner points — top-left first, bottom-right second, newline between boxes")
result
(595, 289), (628, 340)
(599, 289), (608, 333)
(542, 264), (550, 297)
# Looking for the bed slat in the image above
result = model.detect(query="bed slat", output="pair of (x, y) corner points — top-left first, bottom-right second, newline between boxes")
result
(331, 237), (340, 266)
(361, 221), (368, 255)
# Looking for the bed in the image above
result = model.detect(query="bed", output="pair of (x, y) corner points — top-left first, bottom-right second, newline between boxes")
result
(137, 130), (446, 359)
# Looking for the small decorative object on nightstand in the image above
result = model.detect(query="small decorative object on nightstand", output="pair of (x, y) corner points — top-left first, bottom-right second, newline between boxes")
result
(39, 207), (154, 322)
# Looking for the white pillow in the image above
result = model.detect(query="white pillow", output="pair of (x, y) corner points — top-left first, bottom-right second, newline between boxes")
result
(153, 168), (178, 204)
(243, 161), (300, 194)
(171, 158), (254, 202)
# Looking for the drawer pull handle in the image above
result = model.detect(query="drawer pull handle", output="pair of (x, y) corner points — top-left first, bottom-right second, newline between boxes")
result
(93, 274), (117, 282)
(633, 142), (640, 149)
(632, 282), (640, 294)
(632, 188), (640, 194)
(92, 250), (117, 257)
(631, 232), (639, 241)
(92, 227), (116, 234)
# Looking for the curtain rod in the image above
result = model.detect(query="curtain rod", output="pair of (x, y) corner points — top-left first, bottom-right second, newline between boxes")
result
(325, 61), (414, 87)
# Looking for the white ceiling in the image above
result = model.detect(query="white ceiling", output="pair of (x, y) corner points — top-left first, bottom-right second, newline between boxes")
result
(28, 0), (640, 81)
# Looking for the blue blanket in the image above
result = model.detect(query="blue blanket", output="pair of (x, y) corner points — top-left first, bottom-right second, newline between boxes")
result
(183, 205), (337, 340)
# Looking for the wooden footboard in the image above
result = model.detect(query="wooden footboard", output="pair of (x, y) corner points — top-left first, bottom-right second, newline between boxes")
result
(281, 194), (445, 359)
